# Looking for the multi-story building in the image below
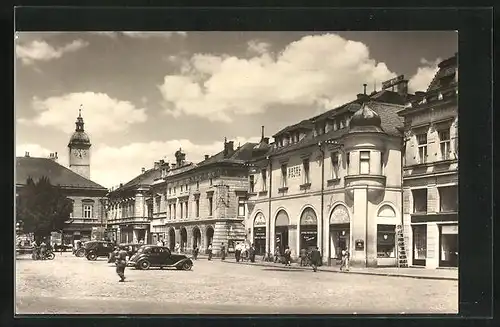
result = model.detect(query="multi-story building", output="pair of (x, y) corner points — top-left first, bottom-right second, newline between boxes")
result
(246, 77), (416, 267)
(16, 111), (108, 244)
(149, 140), (255, 255)
(398, 54), (458, 269)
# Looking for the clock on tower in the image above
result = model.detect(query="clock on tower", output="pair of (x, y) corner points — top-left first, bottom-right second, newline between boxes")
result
(68, 107), (92, 179)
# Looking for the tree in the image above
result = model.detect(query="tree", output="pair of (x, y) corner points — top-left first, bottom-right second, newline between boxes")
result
(16, 176), (73, 241)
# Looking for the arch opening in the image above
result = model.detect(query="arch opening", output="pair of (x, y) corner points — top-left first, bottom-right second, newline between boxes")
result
(329, 204), (350, 262)
(192, 227), (201, 249)
(180, 227), (188, 252)
(168, 228), (175, 251)
(253, 213), (266, 255)
(275, 210), (290, 255)
(300, 208), (318, 252)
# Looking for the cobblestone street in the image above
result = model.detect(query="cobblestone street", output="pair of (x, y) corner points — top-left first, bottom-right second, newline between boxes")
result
(16, 253), (458, 314)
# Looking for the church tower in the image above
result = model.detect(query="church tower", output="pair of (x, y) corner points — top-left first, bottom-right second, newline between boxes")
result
(68, 106), (91, 179)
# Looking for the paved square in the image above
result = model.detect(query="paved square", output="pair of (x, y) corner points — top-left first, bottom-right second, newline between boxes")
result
(16, 253), (458, 314)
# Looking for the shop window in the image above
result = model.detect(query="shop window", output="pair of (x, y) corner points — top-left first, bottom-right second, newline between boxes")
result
(281, 164), (288, 187)
(360, 151), (370, 174)
(440, 225), (458, 267)
(208, 197), (213, 216)
(416, 133), (428, 164)
(439, 186), (458, 212)
(439, 129), (451, 160)
(412, 225), (427, 264)
(249, 175), (255, 193)
(195, 199), (200, 217)
(377, 224), (396, 258)
(331, 152), (340, 179)
(238, 199), (245, 216)
(261, 169), (267, 191)
(83, 204), (93, 218)
(302, 159), (310, 184)
(412, 188), (428, 213)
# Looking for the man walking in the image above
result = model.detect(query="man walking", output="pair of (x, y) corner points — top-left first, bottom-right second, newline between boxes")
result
(207, 243), (213, 260)
(300, 248), (307, 266)
(235, 243), (241, 262)
(115, 246), (128, 282)
(193, 246), (199, 260)
(274, 246), (280, 263)
(310, 246), (321, 272)
(220, 243), (226, 261)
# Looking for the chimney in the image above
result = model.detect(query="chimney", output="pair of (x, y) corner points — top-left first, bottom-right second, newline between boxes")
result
(396, 79), (409, 97)
(141, 167), (145, 174)
(159, 159), (165, 165)
(25, 151), (30, 157)
(205, 154), (210, 160)
(363, 83), (367, 95)
(261, 125), (265, 139)
(224, 140), (234, 158)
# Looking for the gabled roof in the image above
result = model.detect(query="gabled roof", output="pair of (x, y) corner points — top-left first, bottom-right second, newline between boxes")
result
(114, 167), (161, 192)
(196, 142), (258, 168)
(16, 157), (106, 190)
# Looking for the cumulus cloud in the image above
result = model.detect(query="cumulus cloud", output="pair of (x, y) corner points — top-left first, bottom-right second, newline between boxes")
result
(16, 39), (89, 65)
(247, 40), (271, 55)
(158, 33), (397, 122)
(408, 58), (442, 93)
(18, 92), (147, 136)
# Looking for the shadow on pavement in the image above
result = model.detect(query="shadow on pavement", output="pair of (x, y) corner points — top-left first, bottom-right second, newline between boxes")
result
(261, 268), (308, 272)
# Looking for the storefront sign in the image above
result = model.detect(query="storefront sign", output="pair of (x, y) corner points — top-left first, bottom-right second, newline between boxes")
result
(288, 165), (301, 179)
(254, 213), (266, 227)
(301, 230), (317, 235)
(382, 75), (405, 89)
(254, 227), (266, 240)
(441, 224), (458, 235)
(330, 205), (350, 224)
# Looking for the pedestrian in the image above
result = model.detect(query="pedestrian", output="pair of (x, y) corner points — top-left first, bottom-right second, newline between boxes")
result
(274, 246), (280, 263)
(310, 246), (321, 272)
(300, 248), (307, 266)
(40, 239), (47, 259)
(175, 242), (180, 254)
(207, 243), (213, 260)
(115, 246), (128, 282)
(340, 248), (350, 271)
(284, 246), (291, 266)
(235, 243), (241, 262)
(193, 246), (199, 260)
(249, 243), (256, 263)
(220, 243), (226, 260)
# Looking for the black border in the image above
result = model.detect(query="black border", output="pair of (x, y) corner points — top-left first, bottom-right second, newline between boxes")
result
(3, 4), (494, 327)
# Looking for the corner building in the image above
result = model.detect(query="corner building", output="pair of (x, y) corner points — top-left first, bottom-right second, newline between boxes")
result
(148, 141), (255, 256)
(398, 54), (458, 269)
(246, 78), (415, 267)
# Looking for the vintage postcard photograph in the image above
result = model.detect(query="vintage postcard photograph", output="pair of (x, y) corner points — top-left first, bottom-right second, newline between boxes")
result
(15, 30), (458, 315)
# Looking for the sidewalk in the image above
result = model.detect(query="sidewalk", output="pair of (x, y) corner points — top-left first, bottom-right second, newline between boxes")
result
(192, 254), (457, 281)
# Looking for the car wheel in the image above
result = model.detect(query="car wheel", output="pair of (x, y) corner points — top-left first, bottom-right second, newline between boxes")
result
(138, 260), (151, 270)
(76, 249), (85, 257)
(182, 261), (193, 271)
(46, 252), (55, 260)
(87, 253), (97, 261)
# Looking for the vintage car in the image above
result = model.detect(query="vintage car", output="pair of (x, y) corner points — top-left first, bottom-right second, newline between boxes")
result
(108, 243), (142, 263)
(127, 245), (193, 270)
(84, 240), (115, 260)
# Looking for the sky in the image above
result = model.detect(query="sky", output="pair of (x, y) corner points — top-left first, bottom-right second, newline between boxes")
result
(15, 31), (457, 189)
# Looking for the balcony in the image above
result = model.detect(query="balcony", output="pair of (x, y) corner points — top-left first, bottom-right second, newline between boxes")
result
(344, 174), (386, 201)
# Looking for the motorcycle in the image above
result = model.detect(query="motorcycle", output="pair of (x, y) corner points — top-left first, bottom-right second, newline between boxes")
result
(31, 249), (55, 260)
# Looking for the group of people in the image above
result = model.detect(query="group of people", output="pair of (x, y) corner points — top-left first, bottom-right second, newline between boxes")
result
(234, 242), (256, 263)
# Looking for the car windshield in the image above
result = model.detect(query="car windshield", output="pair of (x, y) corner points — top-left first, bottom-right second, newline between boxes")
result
(136, 247), (146, 254)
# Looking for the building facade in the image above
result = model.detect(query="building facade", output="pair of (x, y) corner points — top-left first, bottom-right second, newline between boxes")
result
(16, 111), (107, 244)
(398, 54), (458, 269)
(149, 140), (254, 255)
(246, 78), (415, 267)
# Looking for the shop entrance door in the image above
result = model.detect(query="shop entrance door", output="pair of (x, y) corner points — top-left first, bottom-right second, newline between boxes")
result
(439, 225), (458, 267)
(330, 224), (349, 264)
(275, 226), (289, 254)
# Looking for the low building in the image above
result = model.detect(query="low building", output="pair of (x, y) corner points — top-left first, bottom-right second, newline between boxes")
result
(398, 54), (458, 269)
(16, 152), (108, 244)
(246, 78), (416, 267)
(149, 140), (255, 255)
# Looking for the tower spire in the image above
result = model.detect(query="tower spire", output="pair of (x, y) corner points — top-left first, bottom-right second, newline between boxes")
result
(79, 104), (82, 117)
(75, 105), (85, 132)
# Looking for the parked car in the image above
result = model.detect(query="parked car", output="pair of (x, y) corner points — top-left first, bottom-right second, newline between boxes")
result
(127, 245), (193, 270)
(83, 240), (115, 260)
(108, 243), (142, 263)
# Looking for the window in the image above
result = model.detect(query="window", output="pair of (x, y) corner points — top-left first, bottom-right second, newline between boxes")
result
(168, 187), (172, 194)
(380, 152), (385, 174)
(439, 186), (458, 212)
(195, 199), (200, 217)
(173, 186), (176, 193)
(209, 178), (213, 186)
(281, 164), (288, 187)
(302, 159), (310, 184)
(331, 152), (340, 179)
(416, 133), (428, 163)
(155, 196), (161, 213)
(249, 175), (255, 193)
(185, 202), (188, 218)
(208, 197), (213, 216)
(439, 129), (451, 160)
(196, 181), (199, 190)
(180, 202), (184, 219)
(180, 185), (183, 192)
(412, 189), (428, 213)
(168, 204), (172, 219)
(377, 225), (396, 258)
(69, 202), (74, 218)
(333, 121), (338, 131)
(261, 169), (267, 191)
(346, 152), (350, 170)
(83, 205), (93, 218)
(238, 199), (245, 216)
(360, 151), (370, 174)
(173, 203), (176, 219)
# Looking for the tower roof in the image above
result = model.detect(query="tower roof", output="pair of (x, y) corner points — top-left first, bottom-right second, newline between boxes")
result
(348, 102), (384, 133)
(68, 106), (91, 147)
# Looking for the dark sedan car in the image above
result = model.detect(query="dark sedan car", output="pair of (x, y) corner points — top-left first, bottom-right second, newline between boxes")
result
(127, 245), (193, 270)
(108, 243), (142, 263)
(84, 240), (115, 260)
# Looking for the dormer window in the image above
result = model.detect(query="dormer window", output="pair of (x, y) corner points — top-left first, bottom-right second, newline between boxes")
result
(333, 121), (338, 131)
